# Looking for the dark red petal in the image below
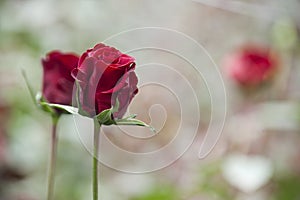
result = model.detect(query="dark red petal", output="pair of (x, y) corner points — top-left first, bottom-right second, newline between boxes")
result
(78, 51), (89, 66)
(57, 54), (79, 71)
(41, 51), (79, 106)
(95, 92), (113, 114)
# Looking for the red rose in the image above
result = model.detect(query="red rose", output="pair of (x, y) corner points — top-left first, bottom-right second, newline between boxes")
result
(73, 43), (138, 118)
(42, 51), (79, 105)
(223, 45), (278, 86)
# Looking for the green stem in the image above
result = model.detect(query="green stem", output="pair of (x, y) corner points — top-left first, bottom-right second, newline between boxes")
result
(47, 115), (60, 200)
(93, 118), (101, 200)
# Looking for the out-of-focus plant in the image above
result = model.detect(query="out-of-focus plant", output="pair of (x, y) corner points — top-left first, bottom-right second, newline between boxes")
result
(222, 44), (279, 88)
(23, 51), (79, 200)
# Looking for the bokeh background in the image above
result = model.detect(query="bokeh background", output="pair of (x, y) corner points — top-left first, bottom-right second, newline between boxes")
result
(1, 0), (300, 199)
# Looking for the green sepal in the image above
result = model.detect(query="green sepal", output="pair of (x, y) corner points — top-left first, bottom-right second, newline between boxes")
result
(95, 99), (119, 125)
(36, 92), (78, 115)
(111, 98), (120, 113)
(115, 117), (156, 133)
(74, 80), (94, 117)
(40, 102), (78, 115)
(22, 69), (36, 104)
(95, 100), (155, 132)
(74, 80), (84, 114)
(36, 93), (55, 114)
(95, 108), (116, 125)
(122, 113), (138, 119)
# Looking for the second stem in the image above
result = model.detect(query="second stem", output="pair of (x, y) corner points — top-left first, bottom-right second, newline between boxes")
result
(47, 116), (59, 200)
(93, 119), (101, 200)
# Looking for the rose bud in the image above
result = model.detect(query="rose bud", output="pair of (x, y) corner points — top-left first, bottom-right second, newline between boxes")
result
(222, 45), (279, 87)
(73, 43), (138, 118)
(42, 51), (79, 106)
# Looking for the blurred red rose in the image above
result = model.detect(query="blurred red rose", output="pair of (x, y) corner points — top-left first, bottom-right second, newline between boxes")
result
(73, 43), (138, 118)
(42, 51), (79, 105)
(223, 45), (279, 86)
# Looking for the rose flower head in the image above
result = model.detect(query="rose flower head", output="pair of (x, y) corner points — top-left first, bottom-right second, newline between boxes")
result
(222, 45), (279, 87)
(42, 51), (79, 106)
(73, 43), (138, 119)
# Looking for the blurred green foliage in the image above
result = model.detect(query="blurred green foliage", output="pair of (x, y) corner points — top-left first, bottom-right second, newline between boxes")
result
(0, 30), (41, 53)
(272, 17), (299, 51)
(196, 162), (233, 200)
(130, 185), (179, 200)
(273, 174), (300, 200)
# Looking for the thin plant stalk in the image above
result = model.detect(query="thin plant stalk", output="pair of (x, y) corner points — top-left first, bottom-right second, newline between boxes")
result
(47, 115), (60, 200)
(93, 119), (101, 200)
